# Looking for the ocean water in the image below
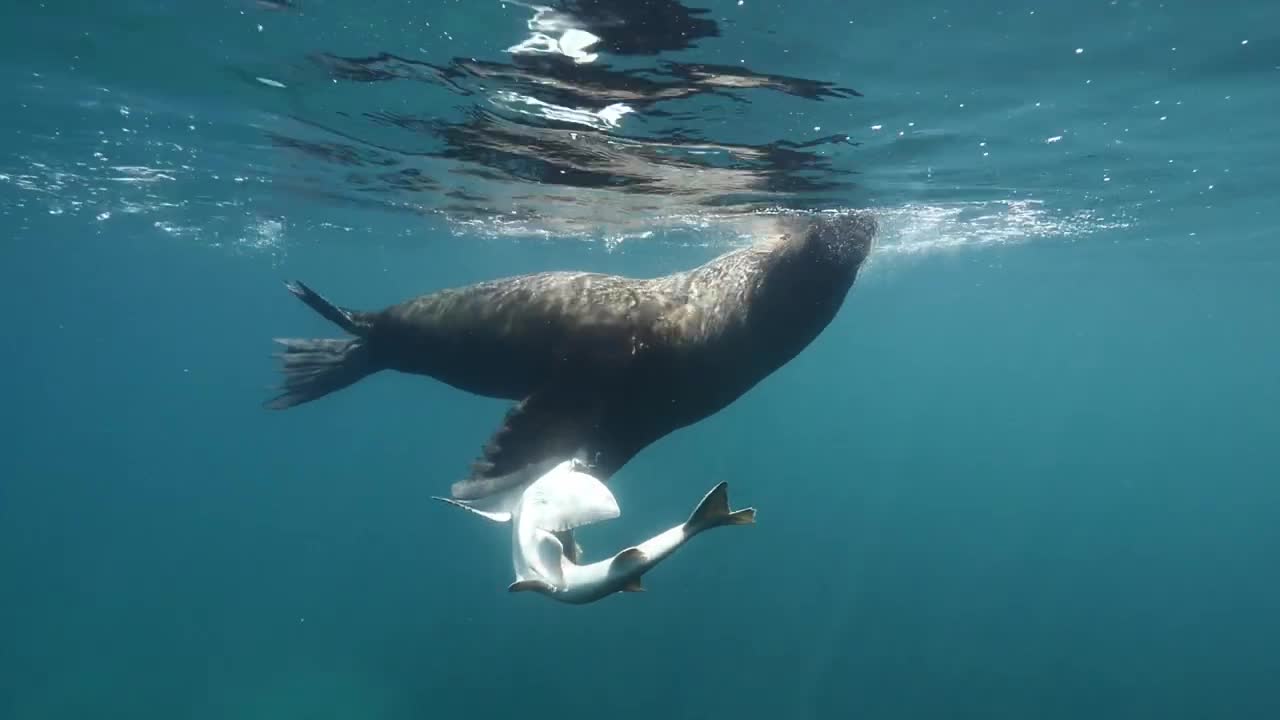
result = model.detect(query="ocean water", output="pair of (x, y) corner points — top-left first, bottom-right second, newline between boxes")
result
(2, 1), (1278, 718)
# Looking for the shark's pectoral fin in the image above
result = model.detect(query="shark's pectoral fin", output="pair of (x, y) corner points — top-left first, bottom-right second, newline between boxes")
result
(508, 579), (554, 593)
(431, 495), (512, 523)
(622, 577), (644, 593)
(523, 460), (620, 533)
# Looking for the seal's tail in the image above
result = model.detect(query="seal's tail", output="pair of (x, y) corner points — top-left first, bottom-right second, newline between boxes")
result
(684, 482), (756, 535)
(264, 281), (378, 410)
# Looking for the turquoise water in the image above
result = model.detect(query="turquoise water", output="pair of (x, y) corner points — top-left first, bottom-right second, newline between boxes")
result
(2, 1), (1278, 718)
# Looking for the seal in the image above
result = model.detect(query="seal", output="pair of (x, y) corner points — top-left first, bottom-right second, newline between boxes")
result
(265, 210), (876, 501)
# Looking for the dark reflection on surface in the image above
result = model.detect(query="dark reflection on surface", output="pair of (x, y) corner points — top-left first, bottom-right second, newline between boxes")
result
(549, 0), (720, 56)
(658, 62), (862, 101)
(308, 53), (860, 110)
(261, 0), (868, 235)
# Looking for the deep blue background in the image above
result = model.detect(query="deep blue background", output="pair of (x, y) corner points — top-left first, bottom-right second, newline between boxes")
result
(3, 1), (1278, 718)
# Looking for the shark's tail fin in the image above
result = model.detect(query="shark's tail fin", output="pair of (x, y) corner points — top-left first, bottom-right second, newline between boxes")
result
(684, 481), (756, 534)
(264, 281), (381, 410)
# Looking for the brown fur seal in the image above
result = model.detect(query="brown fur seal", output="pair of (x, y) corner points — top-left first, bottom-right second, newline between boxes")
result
(266, 211), (877, 501)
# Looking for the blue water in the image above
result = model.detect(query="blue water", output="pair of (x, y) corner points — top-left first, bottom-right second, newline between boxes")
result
(2, 1), (1278, 718)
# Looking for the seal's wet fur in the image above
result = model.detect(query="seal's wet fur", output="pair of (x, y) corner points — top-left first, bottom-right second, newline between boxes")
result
(266, 211), (877, 500)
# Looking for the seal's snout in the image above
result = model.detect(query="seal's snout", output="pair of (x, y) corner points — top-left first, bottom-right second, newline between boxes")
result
(805, 210), (878, 264)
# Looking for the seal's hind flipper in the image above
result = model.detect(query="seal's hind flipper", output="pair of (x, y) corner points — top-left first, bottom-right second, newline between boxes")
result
(265, 280), (379, 409)
(265, 337), (374, 409)
(283, 280), (370, 336)
(451, 386), (603, 501)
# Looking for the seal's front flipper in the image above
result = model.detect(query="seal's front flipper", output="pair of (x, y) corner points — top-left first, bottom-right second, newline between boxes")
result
(451, 386), (604, 501)
(451, 387), (662, 504)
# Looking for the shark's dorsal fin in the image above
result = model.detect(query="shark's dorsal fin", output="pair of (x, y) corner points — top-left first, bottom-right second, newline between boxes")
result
(610, 547), (647, 575)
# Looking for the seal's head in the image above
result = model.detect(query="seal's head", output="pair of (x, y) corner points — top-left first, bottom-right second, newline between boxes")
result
(800, 210), (878, 268)
(753, 210), (878, 320)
